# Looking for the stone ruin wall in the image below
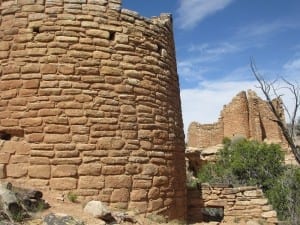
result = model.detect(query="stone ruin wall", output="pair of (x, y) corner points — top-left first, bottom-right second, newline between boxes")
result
(187, 90), (287, 149)
(187, 122), (223, 149)
(0, 0), (186, 219)
(187, 184), (278, 224)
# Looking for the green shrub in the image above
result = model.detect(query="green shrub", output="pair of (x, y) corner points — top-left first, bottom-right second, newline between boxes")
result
(67, 192), (78, 203)
(198, 139), (284, 190)
(197, 139), (300, 224)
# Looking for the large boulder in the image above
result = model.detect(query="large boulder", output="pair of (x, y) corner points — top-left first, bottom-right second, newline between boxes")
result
(83, 201), (110, 219)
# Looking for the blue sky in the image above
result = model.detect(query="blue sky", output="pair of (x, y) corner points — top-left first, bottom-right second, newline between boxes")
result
(122, 0), (300, 134)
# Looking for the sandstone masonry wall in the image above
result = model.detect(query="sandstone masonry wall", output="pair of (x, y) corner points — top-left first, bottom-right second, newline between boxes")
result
(0, 0), (186, 219)
(188, 184), (278, 224)
(187, 90), (286, 149)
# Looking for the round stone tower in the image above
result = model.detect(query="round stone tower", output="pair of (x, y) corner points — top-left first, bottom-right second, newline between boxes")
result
(0, 0), (186, 219)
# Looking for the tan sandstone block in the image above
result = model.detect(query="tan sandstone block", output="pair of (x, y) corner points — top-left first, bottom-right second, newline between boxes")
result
(0, 80), (22, 91)
(130, 189), (147, 201)
(44, 134), (71, 143)
(0, 164), (6, 178)
(0, 153), (11, 164)
(78, 163), (101, 176)
(50, 178), (77, 190)
(111, 188), (130, 202)
(28, 165), (51, 178)
(1, 141), (30, 154)
(86, 29), (109, 38)
(20, 118), (42, 127)
(78, 176), (104, 189)
(6, 163), (28, 178)
(10, 155), (29, 163)
(102, 165), (124, 175)
(45, 125), (70, 134)
(97, 137), (125, 150)
(261, 210), (277, 218)
(148, 198), (164, 212)
(23, 80), (40, 89)
(52, 165), (77, 177)
(105, 175), (132, 188)
(148, 187), (160, 200)
(41, 64), (57, 74)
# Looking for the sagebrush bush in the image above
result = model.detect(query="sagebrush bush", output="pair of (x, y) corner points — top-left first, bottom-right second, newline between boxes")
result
(197, 139), (300, 224)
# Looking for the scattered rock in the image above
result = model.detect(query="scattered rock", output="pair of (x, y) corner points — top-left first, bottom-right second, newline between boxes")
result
(43, 213), (84, 225)
(83, 201), (110, 219)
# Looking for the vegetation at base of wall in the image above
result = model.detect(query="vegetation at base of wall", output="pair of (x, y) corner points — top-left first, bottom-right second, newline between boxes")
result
(67, 192), (78, 203)
(197, 138), (300, 224)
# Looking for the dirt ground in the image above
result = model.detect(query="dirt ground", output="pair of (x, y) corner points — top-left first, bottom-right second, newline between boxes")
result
(26, 191), (212, 225)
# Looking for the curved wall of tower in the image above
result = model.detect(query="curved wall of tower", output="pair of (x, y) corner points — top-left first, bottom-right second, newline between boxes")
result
(0, 0), (186, 219)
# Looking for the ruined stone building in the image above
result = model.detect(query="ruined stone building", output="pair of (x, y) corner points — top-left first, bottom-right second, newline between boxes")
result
(187, 90), (286, 149)
(0, 0), (186, 219)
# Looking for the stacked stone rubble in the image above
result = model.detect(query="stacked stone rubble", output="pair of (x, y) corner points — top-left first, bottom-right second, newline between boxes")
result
(0, 0), (186, 219)
(187, 184), (278, 224)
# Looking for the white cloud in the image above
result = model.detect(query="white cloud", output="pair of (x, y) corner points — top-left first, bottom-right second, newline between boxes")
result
(236, 20), (300, 40)
(176, 0), (234, 29)
(284, 58), (300, 71)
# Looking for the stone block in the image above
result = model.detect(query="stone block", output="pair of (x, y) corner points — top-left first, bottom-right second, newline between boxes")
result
(28, 165), (51, 178)
(102, 165), (124, 175)
(97, 137), (125, 150)
(58, 65), (74, 75)
(41, 64), (57, 74)
(0, 164), (6, 178)
(261, 210), (277, 218)
(0, 153), (11, 164)
(30, 157), (50, 165)
(78, 176), (104, 189)
(52, 165), (77, 177)
(130, 189), (147, 201)
(0, 80), (22, 91)
(6, 163), (28, 178)
(148, 187), (160, 200)
(78, 163), (101, 175)
(148, 198), (163, 212)
(111, 188), (130, 202)
(20, 118), (42, 127)
(44, 134), (71, 143)
(10, 155), (29, 164)
(86, 29), (109, 38)
(50, 178), (77, 190)
(45, 125), (70, 134)
(2, 141), (30, 154)
(105, 175), (132, 188)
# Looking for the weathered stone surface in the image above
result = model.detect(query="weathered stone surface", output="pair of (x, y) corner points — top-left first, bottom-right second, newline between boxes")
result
(50, 178), (77, 190)
(52, 165), (77, 177)
(28, 165), (51, 178)
(188, 90), (287, 149)
(6, 163), (28, 178)
(0, 0), (186, 220)
(83, 201), (110, 218)
(111, 188), (130, 202)
(105, 175), (132, 188)
(0, 164), (6, 179)
(78, 176), (104, 189)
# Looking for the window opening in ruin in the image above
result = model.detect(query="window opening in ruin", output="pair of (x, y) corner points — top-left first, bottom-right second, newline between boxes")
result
(0, 132), (12, 141)
(202, 207), (224, 222)
(32, 26), (40, 33)
(109, 31), (116, 41)
(157, 44), (163, 55)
